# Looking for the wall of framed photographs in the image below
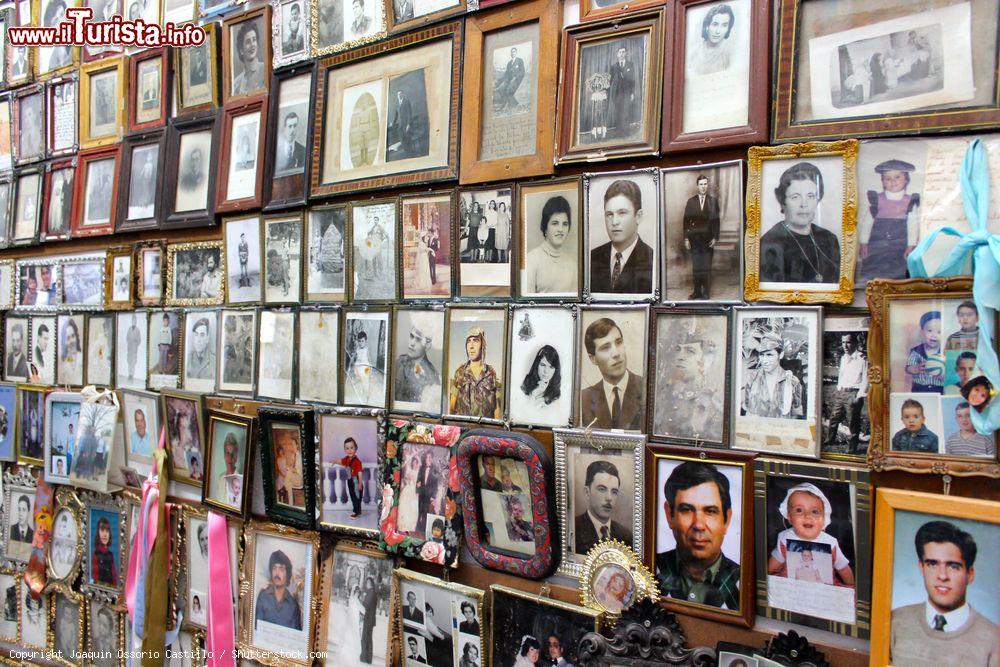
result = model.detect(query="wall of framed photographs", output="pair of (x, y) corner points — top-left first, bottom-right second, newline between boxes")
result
(0, 0), (997, 664)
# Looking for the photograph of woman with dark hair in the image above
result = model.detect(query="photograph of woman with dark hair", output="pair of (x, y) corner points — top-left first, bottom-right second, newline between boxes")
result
(688, 2), (736, 75)
(91, 516), (117, 587)
(523, 195), (577, 295)
(513, 635), (542, 666)
(520, 345), (563, 411)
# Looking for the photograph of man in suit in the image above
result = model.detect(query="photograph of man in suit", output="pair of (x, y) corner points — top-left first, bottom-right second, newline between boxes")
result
(656, 461), (740, 610)
(387, 89), (415, 160)
(5, 324), (28, 379)
(402, 591), (424, 625)
(579, 317), (645, 430)
(479, 456), (503, 492)
(493, 46), (525, 114)
(9, 495), (34, 544)
(406, 636), (426, 663)
(415, 450), (441, 535)
(574, 460), (632, 554)
(589, 179), (653, 296)
(608, 45), (635, 138)
(275, 111), (306, 177)
(682, 174), (721, 300)
(890, 520), (999, 666)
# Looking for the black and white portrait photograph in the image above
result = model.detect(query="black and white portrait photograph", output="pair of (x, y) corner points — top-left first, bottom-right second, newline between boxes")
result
(219, 309), (256, 394)
(174, 129), (213, 214)
(575, 31), (648, 146)
(183, 310), (218, 394)
(278, 0), (307, 59)
(50, 80), (78, 155)
(88, 601), (120, 667)
(306, 206), (347, 301)
(263, 216), (302, 303)
(509, 307), (575, 428)
(19, 389), (44, 462)
(115, 311), (148, 390)
(147, 311), (180, 390)
(224, 215), (262, 304)
(385, 69), (429, 162)
(16, 93), (44, 162)
(807, 3), (974, 122)
(343, 310), (389, 408)
(88, 69), (119, 139)
(352, 202), (397, 302)
(757, 157), (845, 290)
(734, 307), (821, 458)
(109, 255), (131, 305)
(568, 451), (635, 556)
(325, 546), (392, 666)
(400, 194), (451, 300)
(4, 486), (37, 562)
(652, 311), (729, 444)
(229, 15), (267, 98)
(577, 307), (648, 432)
(45, 168), (74, 239)
(391, 308), (444, 414)
(585, 170), (659, 300)
(170, 245), (224, 303)
(126, 143), (159, 222)
(38, 0), (73, 74)
(662, 161), (743, 302)
(248, 531), (314, 656)
(86, 315), (114, 387)
(445, 308), (507, 421)
(297, 310), (339, 403)
(821, 315), (870, 459)
(399, 574), (482, 667)
(49, 507), (80, 580)
(682, 0), (751, 134)
(0, 182), (12, 245)
(57, 314), (85, 386)
(19, 579), (47, 649)
(0, 573), (15, 639)
(31, 315), (57, 385)
(226, 110), (262, 202)
(179, 36), (213, 110)
(273, 73), (310, 178)
(139, 247), (163, 303)
(12, 172), (41, 243)
(346, 0), (382, 41)
(490, 587), (597, 667)
(519, 180), (580, 299)
(136, 56), (163, 125)
(479, 27), (539, 162)
(82, 157), (116, 229)
(459, 187), (513, 297)
(53, 593), (80, 662)
(62, 261), (104, 307)
(314, 0), (346, 51)
(257, 309), (295, 400)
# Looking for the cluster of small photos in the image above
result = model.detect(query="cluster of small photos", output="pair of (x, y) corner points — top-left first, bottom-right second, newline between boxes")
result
(0, 0), (997, 664)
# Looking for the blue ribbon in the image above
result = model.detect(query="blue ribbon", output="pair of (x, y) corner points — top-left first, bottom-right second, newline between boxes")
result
(907, 138), (1000, 436)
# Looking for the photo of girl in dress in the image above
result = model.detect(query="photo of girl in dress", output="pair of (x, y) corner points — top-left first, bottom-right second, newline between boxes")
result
(88, 508), (121, 590)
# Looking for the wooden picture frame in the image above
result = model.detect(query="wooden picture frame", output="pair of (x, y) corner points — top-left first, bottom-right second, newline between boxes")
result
(222, 6), (273, 106)
(5, 3), (34, 88)
(202, 408), (255, 517)
(128, 47), (169, 133)
(116, 130), (166, 233)
(661, 0), (769, 152)
(165, 240), (226, 307)
(378, 419), (464, 567)
(455, 181), (517, 299)
(387, 0), (465, 34)
(174, 21), (220, 117)
(32, 0), (79, 80)
(645, 442), (756, 627)
(459, 0), (560, 184)
(104, 246), (134, 311)
(45, 74), (78, 158)
(258, 405), (315, 529)
(772, 0), (1000, 142)
(263, 62), (314, 212)
(216, 99), (268, 214)
(78, 57), (126, 149)
(40, 157), (76, 243)
(162, 111), (219, 230)
(556, 10), (664, 164)
(12, 85), (46, 166)
(744, 139), (859, 304)
(754, 457), (872, 638)
(70, 145), (121, 238)
(135, 240), (165, 306)
(457, 429), (559, 579)
(579, 0), (662, 21)
(866, 277), (999, 478)
(870, 488), (1000, 666)
(310, 21), (462, 197)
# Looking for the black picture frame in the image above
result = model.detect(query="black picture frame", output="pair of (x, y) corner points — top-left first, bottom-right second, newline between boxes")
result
(258, 405), (315, 529)
(161, 111), (219, 231)
(115, 129), (166, 233)
(263, 61), (315, 212)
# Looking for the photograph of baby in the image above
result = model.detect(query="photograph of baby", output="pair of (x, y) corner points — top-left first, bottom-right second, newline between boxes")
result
(476, 455), (535, 556)
(764, 476), (857, 625)
(889, 298), (981, 395)
(396, 442), (450, 541)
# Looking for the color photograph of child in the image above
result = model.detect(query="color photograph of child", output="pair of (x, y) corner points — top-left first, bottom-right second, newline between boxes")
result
(889, 393), (943, 454)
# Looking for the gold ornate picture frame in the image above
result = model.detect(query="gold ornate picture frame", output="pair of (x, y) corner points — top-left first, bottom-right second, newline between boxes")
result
(579, 540), (658, 617)
(744, 139), (858, 304)
(47, 581), (85, 667)
(78, 57), (127, 150)
(79, 491), (129, 602)
(165, 240), (226, 307)
(47, 487), (84, 586)
(104, 246), (134, 311)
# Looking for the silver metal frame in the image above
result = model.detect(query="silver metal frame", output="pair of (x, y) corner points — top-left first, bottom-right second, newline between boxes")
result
(59, 254), (106, 311)
(441, 303), (510, 425)
(271, 0), (313, 68)
(1, 466), (37, 567)
(43, 390), (82, 486)
(14, 258), (61, 312)
(507, 303), (579, 429)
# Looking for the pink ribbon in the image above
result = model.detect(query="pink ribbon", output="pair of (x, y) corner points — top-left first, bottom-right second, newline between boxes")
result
(205, 511), (236, 667)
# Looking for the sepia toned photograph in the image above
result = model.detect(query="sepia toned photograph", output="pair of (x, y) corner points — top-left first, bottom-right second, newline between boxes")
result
(509, 307), (575, 428)
(168, 243), (224, 305)
(318, 413), (379, 532)
(324, 545), (392, 666)
(479, 27), (539, 162)
(133, 54), (164, 127)
(519, 179), (580, 299)
(115, 311), (148, 390)
(48, 80), (79, 157)
(263, 216), (303, 304)
(662, 161), (743, 302)
(272, 72), (310, 178)
(183, 310), (218, 394)
(577, 307), (648, 431)
(31, 316), (57, 385)
(297, 310), (339, 404)
(204, 410), (250, 511)
(124, 142), (160, 224)
(585, 169), (660, 301)
(86, 315), (114, 387)
(391, 308), (444, 414)
(15, 92), (45, 163)
(146, 311), (180, 390)
(173, 126), (214, 215)
(458, 186), (513, 298)
(86, 66), (121, 142)
(226, 12), (269, 100)
(445, 308), (507, 421)
(225, 215), (263, 304)
(176, 23), (217, 113)
(79, 153), (118, 232)
(223, 108), (263, 204)
(4, 317), (30, 382)
(305, 206), (347, 302)
(400, 193), (451, 299)
(219, 309), (256, 394)
(821, 315), (870, 460)
(343, 310), (389, 408)
(351, 201), (397, 302)
(257, 309), (296, 401)
(56, 314), (85, 386)
(574, 31), (648, 147)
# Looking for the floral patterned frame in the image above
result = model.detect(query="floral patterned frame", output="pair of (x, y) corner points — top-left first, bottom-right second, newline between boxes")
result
(456, 428), (559, 579)
(378, 419), (463, 567)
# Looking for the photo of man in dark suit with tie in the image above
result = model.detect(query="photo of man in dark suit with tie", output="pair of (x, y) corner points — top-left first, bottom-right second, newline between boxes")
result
(493, 46), (526, 114)
(683, 174), (721, 299)
(574, 460), (633, 555)
(589, 178), (655, 298)
(275, 110), (306, 177)
(608, 46), (635, 138)
(579, 315), (645, 431)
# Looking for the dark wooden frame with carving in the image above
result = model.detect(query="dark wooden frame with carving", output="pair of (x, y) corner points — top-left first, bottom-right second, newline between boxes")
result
(258, 405), (316, 530)
(661, 0), (770, 153)
(216, 99), (268, 214)
(459, 0), (560, 184)
(772, 0), (1000, 142)
(263, 61), (315, 212)
(173, 21), (220, 117)
(866, 277), (999, 478)
(127, 47), (170, 134)
(457, 428), (559, 579)
(135, 240), (166, 306)
(116, 129), (167, 233)
(39, 156), (76, 243)
(644, 442), (756, 627)
(70, 145), (120, 238)
(162, 111), (219, 230)
(577, 599), (715, 665)
(221, 5), (273, 107)
(555, 10), (664, 165)
(310, 21), (463, 197)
